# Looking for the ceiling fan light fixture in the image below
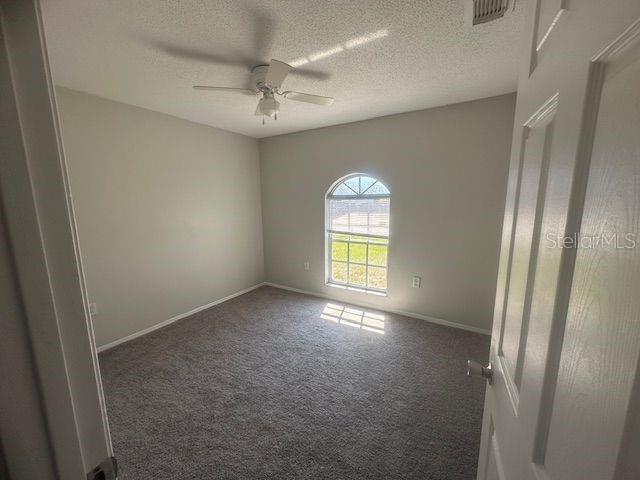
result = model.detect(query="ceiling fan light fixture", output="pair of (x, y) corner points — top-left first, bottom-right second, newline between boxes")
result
(258, 95), (279, 118)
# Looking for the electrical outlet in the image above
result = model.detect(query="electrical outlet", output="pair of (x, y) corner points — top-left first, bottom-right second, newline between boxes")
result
(304, 261), (310, 271)
(412, 276), (421, 288)
(89, 302), (98, 315)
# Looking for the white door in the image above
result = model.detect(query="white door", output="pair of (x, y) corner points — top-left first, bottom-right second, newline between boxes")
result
(475, 1), (640, 479)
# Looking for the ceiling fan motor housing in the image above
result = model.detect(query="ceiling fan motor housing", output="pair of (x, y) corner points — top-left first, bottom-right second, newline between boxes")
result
(251, 65), (271, 92)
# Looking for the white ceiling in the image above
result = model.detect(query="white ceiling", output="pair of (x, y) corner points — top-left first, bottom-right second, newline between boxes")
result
(41, 0), (526, 138)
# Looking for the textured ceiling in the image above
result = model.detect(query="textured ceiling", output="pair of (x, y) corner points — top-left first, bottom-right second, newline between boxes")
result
(41, 0), (526, 138)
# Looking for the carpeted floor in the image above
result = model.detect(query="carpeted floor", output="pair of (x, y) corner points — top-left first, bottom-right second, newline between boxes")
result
(99, 286), (490, 480)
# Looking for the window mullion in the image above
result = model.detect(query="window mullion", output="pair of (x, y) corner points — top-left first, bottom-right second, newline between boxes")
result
(365, 241), (370, 288)
(328, 232), (333, 282)
(367, 201), (370, 236)
(347, 236), (351, 284)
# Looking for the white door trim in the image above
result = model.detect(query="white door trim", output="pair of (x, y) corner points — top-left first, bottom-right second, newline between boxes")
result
(0, 0), (112, 477)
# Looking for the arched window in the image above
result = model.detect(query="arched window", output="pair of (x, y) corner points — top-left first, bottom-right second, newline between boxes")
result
(326, 174), (390, 293)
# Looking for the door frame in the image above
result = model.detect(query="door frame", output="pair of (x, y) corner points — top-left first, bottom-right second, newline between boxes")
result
(0, 0), (112, 478)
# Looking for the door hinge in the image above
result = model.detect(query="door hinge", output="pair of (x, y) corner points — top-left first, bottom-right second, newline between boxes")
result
(87, 456), (118, 480)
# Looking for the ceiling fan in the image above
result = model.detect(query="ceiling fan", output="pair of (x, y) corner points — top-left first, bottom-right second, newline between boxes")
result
(193, 59), (334, 123)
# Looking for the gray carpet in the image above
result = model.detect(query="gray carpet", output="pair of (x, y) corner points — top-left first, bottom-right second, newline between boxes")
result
(99, 286), (489, 480)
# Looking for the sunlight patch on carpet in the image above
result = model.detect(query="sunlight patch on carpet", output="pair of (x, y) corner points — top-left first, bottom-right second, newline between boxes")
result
(321, 302), (385, 334)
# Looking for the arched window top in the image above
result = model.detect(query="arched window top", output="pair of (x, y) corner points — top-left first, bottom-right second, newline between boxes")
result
(328, 174), (390, 198)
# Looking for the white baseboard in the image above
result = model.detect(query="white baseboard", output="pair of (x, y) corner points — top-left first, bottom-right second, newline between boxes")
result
(96, 282), (266, 352)
(97, 280), (489, 353)
(264, 282), (491, 336)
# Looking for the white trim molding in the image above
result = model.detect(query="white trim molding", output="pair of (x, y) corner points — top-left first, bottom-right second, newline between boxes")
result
(97, 283), (266, 352)
(264, 282), (491, 336)
(98, 280), (490, 354)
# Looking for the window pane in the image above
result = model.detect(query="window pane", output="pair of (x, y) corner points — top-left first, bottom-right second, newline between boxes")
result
(349, 243), (366, 263)
(329, 197), (389, 236)
(360, 176), (377, 193)
(330, 199), (350, 230)
(368, 244), (388, 266)
(331, 241), (348, 262)
(368, 266), (387, 290)
(344, 176), (360, 194)
(367, 198), (390, 236)
(332, 183), (356, 196)
(365, 181), (390, 195)
(349, 264), (366, 286)
(331, 262), (347, 283)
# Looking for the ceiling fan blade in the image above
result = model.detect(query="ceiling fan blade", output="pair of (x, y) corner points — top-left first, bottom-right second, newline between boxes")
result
(153, 41), (254, 68)
(265, 59), (291, 88)
(282, 91), (334, 106)
(289, 67), (331, 81)
(251, 6), (276, 63)
(193, 86), (258, 96)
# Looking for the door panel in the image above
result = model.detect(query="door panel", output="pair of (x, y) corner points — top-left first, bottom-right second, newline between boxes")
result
(543, 28), (640, 480)
(530, 0), (569, 72)
(500, 124), (546, 374)
(497, 97), (557, 414)
(535, 0), (568, 51)
(478, 418), (507, 480)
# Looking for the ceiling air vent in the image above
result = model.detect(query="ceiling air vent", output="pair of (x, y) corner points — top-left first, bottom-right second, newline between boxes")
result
(466, 0), (510, 25)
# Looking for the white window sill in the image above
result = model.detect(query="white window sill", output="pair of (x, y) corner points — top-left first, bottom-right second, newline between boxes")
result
(326, 282), (387, 297)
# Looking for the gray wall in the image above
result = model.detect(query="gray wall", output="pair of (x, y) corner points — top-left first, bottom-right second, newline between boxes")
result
(57, 89), (513, 345)
(259, 93), (515, 332)
(56, 88), (264, 347)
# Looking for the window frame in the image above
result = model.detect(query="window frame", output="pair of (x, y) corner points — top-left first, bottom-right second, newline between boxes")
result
(325, 174), (391, 294)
